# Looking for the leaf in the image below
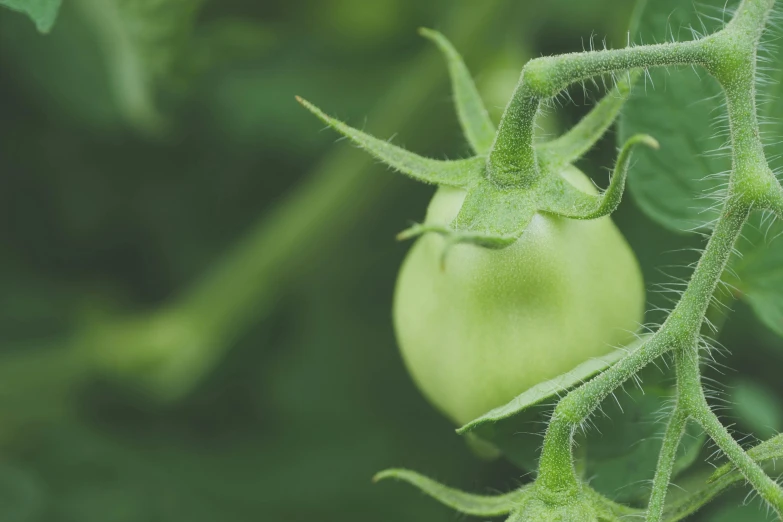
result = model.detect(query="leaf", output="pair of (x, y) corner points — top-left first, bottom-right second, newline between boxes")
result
(458, 346), (631, 434)
(373, 469), (525, 516)
(0, 463), (44, 522)
(0, 0), (61, 32)
(297, 97), (485, 188)
(730, 379), (783, 439)
(419, 28), (496, 155)
(75, 0), (204, 132)
(731, 213), (783, 337)
(619, 0), (731, 232)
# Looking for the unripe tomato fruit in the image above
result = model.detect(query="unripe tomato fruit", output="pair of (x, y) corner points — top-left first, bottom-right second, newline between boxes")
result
(393, 166), (644, 425)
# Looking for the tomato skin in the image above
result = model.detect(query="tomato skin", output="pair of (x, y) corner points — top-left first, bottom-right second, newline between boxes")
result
(392, 166), (644, 425)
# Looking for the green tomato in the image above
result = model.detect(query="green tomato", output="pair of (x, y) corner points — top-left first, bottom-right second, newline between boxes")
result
(393, 165), (645, 425)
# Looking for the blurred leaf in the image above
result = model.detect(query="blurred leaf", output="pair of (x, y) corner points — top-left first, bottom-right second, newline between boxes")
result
(0, 345), (88, 444)
(74, 0), (204, 132)
(729, 379), (783, 439)
(0, 464), (44, 522)
(189, 17), (277, 73)
(0, 0), (60, 32)
(0, 6), (121, 128)
(708, 502), (773, 522)
(619, 0), (729, 232)
(731, 215), (783, 337)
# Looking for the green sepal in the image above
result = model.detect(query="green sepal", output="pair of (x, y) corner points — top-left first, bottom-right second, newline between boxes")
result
(539, 134), (658, 219)
(537, 72), (638, 169)
(457, 344), (634, 435)
(373, 468), (526, 517)
(299, 34), (648, 251)
(451, 180), (537, 247)
(419, 27), (496, 154)
(299, 97), (649, 250)
(296, 97), (484, 188)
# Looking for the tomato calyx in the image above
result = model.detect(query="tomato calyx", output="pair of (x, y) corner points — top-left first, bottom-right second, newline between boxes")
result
(297, 28), (658, 252)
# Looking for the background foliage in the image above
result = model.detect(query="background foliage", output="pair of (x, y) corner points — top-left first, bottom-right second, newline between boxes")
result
(1, 0), (782, 520)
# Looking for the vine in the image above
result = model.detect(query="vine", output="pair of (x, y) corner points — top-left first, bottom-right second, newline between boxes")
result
(300, 0), (783, 519)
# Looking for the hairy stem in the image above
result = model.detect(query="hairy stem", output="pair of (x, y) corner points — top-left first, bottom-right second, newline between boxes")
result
(691, 398), (783, 516)
(535, 0), (783, 503)
(488, 40), (709, 187)
(646, 406), (687, 522)
(538, 188), (750, 497)
(676, 327), (783, 516)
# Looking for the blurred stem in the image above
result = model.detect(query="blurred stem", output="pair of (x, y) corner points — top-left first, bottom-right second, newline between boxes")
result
(82, 0), (517, 399)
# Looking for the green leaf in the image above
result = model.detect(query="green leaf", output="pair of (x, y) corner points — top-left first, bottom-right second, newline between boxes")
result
(75, 0), (204, 132)
(0, 0), (61, 32)
(619, 0), (730, 232)
(373, 469), (525, 516)
(297, 97), (485, 188)
(730, 379), (783, 439)
(0, 463), (44, 522)
(419, 28), (496, 155)
(458, 346), (631, 434)
(731, 213), (783, 337)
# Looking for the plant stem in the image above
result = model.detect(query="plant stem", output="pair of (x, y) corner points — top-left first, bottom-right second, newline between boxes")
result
(535, 0), (783, 503)
(538, 196), (750, 494)
(488, 40), (708, 187)
(689, 385), (783, 516)
(646, 405), (687, 522)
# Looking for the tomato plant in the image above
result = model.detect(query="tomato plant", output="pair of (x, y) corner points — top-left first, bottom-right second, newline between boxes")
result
(5, 0), (783, 520)
(299, 1), (783, 520)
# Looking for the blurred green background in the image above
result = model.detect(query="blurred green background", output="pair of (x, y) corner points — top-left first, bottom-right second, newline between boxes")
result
(1, 0), (782, 520)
